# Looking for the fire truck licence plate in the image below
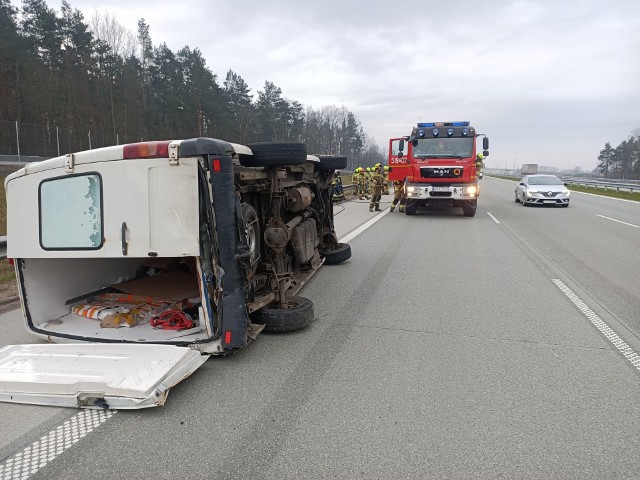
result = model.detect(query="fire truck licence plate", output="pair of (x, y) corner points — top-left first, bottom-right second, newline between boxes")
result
(432, 186), (449, 192)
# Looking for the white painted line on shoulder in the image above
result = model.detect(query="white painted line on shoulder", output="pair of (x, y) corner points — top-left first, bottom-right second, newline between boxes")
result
(553, 279), (640, 371)
(0, 409), (116, 480)
(486, 211), (501, 224)
(596, 214), (639, 229)
(339, 209), (390, 244)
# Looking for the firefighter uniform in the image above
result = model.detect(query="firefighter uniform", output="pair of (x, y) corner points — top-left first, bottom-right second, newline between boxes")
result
(383, 166), (390, 195)
(369, 167), (385, 212)
(389, 180), (406, 212)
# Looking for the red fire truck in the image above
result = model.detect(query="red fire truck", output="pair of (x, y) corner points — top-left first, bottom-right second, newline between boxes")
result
(388, 121), (489, 217)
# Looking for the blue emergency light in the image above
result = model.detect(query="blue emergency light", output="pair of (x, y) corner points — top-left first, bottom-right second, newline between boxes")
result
(417, 121), (470, 127)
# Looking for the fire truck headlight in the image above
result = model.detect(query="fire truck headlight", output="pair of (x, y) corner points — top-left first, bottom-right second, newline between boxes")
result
(466, 186), (477, 196)
(407, 186), (416, 192)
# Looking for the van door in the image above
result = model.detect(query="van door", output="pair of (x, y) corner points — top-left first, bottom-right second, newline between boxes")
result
(0, 343), (208, 409)
(6, 157), (200, 259)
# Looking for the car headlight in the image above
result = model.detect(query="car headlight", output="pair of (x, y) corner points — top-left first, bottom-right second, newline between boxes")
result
(526, 189), (537, 196)
(562, 190), (570, 196)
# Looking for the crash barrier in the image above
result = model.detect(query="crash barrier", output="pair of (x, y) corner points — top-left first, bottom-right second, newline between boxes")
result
(563, 177), (640, 193)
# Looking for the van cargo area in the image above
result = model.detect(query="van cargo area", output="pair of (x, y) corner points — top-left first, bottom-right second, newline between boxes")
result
(17, 256), (214, 344)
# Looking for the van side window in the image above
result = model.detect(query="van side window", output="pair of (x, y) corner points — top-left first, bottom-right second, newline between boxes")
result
(39, 173), (103, 250)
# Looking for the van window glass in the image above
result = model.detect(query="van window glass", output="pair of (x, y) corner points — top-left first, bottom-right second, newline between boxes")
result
(40, 174), (103, 249)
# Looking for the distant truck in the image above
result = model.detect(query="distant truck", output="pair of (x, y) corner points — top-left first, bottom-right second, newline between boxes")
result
(388, 121), (489, 217)
(521, 164), (538, 175)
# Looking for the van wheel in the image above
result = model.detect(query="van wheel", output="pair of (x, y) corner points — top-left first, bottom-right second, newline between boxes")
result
(241, 203), (260, 274)
(239, 143), (307, 167)
(319, 243), (351, 264)
(314, 155), (348, 171)
(254, 296), (314, 332)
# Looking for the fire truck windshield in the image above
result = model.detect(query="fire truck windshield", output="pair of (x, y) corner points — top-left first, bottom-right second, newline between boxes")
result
(413, 137), (474, 158)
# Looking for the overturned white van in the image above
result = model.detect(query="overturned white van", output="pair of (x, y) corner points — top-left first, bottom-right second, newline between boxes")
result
(0, 138), (351, 408)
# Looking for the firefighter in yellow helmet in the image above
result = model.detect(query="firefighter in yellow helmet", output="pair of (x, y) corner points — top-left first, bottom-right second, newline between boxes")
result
(369, 165), (385, 212)
(358, 167), (369, 199)
(382, 165), (390, 195)
(389, 178), (406, 212)
(365, 167), (372, 198)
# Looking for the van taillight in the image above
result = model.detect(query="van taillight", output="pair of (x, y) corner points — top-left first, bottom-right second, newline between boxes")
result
(123, 141), (171, 159)
(7, 258), (14, 266)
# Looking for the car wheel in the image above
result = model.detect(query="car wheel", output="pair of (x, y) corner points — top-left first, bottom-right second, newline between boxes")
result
(253, 295), (314, 332)
(521, 195), (528, 206)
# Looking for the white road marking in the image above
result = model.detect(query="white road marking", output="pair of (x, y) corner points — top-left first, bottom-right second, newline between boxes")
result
(339, 209), (390, 243)
(0, 410), (116, 480)
(552, 279), (640, 371)
(596, 214), (639, 229)
(486, 211), (501, 224)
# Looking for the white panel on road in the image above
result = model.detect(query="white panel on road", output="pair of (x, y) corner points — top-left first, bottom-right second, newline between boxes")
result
(0, 343), (208, 409)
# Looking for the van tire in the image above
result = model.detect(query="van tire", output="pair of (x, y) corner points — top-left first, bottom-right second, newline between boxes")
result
(239, 143), (307, 167)
(254, 296), (314, 332)
(404, 201), (417, 215)
(319, 243), (351, 264)
(314, 155), (348, 171)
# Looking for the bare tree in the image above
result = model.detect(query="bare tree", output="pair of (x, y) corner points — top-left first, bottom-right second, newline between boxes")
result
(89, 9), (136, 58)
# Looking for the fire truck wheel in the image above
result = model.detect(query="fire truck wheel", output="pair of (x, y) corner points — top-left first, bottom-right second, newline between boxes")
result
(314, 155), (348, 171)
(241, 203), (260, 274)
(254, 296), (314, 332)
(239, 142), (307, 167)
(319, 242), (351, 265)
(404, 201), (418, 215)
(462, 201), (477, 217)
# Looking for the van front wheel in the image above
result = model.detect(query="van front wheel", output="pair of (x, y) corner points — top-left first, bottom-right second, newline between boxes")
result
(253, 296), (314, 332)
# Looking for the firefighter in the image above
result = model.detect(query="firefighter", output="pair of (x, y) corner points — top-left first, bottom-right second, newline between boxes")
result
(358, 168), (369, 200)
(364, 167), (372, 198)
(475, 153), (484, 170)
(389, 179), (406, 213)
(369, 165), (385, 212)
(353, 168), (361, 198)
(383, 165), (390, 195)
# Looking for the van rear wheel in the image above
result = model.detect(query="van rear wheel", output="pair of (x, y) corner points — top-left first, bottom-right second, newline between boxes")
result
(253, 296), (314, 332)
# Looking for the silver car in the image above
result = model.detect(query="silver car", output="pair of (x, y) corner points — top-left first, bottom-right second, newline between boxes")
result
(515, 174), (570, 207)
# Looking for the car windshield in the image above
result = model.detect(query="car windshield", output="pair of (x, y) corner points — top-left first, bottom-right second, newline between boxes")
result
(412, 137), (473, 158)
(528, 176), (563, 185)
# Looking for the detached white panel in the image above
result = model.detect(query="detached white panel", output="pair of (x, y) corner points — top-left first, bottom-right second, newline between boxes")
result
(0, 344), (208, 409)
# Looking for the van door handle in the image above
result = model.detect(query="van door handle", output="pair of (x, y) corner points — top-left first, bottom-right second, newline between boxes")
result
(121, 222), (128, 256)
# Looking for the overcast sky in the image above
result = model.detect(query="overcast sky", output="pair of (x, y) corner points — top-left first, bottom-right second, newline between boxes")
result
(17, 0), (640, 171)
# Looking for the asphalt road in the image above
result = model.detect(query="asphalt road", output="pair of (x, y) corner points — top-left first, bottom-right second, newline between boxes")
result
(1, 181), (639, 479)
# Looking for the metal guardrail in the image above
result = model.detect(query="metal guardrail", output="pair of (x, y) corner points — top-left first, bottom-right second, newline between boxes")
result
(562, 177), (640, 193)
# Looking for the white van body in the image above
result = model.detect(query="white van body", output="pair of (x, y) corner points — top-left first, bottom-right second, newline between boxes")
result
(0, 138), (350, 408)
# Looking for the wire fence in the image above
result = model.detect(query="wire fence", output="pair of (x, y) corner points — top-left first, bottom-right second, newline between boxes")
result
(0, 120), (142, 158)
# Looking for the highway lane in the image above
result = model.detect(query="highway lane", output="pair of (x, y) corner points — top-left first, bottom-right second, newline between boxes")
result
(479, 176), (640, 344)
(1, 190), (640, 479)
